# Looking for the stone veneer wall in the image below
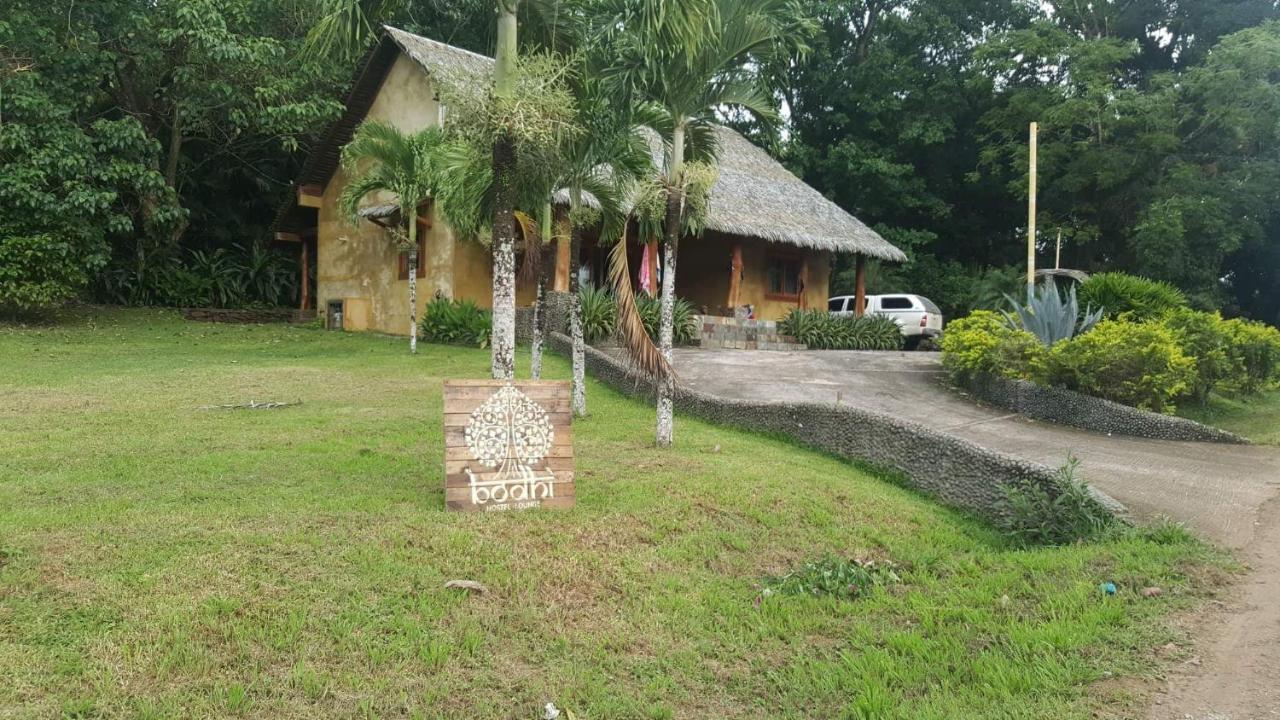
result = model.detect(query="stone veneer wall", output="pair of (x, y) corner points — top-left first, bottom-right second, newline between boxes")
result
(550, 333), (1126, 523)
(515, 291), (573, 344)
(696, 315), (807, 351)
(966, 374), (1248, 445)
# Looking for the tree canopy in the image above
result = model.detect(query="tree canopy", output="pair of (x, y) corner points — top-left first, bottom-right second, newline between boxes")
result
(1, 0), (1277, 324)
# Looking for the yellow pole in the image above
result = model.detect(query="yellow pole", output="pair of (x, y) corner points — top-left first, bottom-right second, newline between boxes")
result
(1027, 121), (1038, 302)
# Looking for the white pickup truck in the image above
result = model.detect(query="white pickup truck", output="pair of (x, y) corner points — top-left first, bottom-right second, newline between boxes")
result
(828, 294), (944, 349)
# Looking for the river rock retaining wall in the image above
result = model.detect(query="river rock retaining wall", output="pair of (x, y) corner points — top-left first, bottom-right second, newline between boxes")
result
(965, 374), (1248, 444)
(551, 333), (1126, 523)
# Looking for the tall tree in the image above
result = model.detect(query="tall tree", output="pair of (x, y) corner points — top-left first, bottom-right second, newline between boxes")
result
(489, 0), (521, 379)
(339, 122), (447, 353)
(598, 0), (812, 446)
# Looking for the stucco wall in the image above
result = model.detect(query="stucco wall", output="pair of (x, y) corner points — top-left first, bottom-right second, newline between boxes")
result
(551, 333), (1127, 524)
(676, 233), (830, 320)
(315, 53), (534, 336)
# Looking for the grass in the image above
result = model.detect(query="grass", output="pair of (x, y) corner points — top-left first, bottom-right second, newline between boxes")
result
(1179, 390), (1280, 445)
(0, 307), (1230, 719)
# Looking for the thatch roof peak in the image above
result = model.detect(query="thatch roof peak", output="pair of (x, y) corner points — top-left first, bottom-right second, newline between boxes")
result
(280, 26), (905, 261)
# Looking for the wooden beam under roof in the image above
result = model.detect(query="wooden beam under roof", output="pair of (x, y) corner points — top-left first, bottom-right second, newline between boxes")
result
(298, 184), (324, 209)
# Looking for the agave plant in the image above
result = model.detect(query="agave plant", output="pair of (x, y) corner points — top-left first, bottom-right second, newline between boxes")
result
(1003, 279), (1103, 346)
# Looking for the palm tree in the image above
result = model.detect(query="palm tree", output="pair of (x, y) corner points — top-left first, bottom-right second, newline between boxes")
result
(339, 121), (446, 353)
(550, 94), (654, 417)
(488, 0), (524, 380)
(597, 0), (811, 446)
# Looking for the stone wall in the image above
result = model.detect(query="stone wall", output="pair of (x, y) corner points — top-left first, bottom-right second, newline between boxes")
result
(181, 308), (313, 325)
(966, 374), (1248, 444)
(516, 291), (573, 344)
(550, 333), (1126, 523)
(696, 315), (806, 351)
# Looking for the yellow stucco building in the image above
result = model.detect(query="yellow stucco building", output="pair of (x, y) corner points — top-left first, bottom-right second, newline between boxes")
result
(273, 27), (904, 335)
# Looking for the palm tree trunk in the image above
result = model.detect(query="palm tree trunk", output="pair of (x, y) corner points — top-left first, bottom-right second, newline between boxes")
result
(490, 134), (517, 380)
(490, 1), (519, 380)
(408, 210), (419, 355)
(656, 124), (686, 447)
(568, 215), (586, 417)
(530, 204), (552, 379)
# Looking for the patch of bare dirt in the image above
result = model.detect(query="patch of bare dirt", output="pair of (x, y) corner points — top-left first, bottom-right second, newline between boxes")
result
(1149, 495), (1280, 720)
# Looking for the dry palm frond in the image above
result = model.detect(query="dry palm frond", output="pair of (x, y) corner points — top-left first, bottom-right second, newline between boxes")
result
(514, 210), (542, 285)
(608, 226), (670, 381)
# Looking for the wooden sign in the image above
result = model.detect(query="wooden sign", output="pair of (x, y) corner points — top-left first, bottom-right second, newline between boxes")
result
(443, 380), (574, 512)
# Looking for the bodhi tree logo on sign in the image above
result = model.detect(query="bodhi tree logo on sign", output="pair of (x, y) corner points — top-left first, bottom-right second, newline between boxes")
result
(443, 380), (574, 512)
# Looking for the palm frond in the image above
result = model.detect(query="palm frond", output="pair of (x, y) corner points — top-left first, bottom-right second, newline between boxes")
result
(608, 224), (670, 381)
(514, 210), (543, 285)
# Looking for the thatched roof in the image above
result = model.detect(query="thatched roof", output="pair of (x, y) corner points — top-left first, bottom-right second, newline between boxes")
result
(276, 27), (905, 261)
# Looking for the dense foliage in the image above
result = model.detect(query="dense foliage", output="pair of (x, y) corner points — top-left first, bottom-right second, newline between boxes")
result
(1000, 457), (1116, 547)
(0, 234), (87, 315)
(780, 309), (904, 350)
(1078, 273), (1188, 320)
(1, 0), (347, 310)
(767, 2), (1280, 324)
(4, 1), (1279, 327)
(578, 285), (617, 343)
(420, 297), (491, 348)
(637, 294), (698, 346)
(943, 306), (1280, 412)
(1043, 320), (1196, 412)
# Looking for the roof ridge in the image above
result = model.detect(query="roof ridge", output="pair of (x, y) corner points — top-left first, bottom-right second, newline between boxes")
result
(382, 25), (495, 64)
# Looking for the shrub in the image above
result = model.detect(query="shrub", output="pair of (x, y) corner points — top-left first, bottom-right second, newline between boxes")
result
(0, 234), (87, 315)
(420, 297), (491, 348)
(1160, 308), (1240, 405)
(1078, 272), (1187, 320)
(1001, 456), (1115, 547)
(577, 284), (617, 343)
(1043, 319), (1195, 412)
(940, 310), (1045, 383)
(760, 556), (901, 601)
(779, 309), (904, 350)
(637, 294), (698, 345)
(1221, 318), (1280, 394)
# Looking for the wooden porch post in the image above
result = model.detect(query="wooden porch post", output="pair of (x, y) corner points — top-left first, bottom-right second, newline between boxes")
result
(798, 256), (809, 309)
(300, 241), (310, 311)
(854, 254), (866, 316)
(554, 223), (571, 293)
(726, 243), (743, 310)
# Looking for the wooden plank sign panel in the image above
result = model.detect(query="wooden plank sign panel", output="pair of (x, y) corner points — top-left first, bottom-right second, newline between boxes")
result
(442, 380), (574, 512)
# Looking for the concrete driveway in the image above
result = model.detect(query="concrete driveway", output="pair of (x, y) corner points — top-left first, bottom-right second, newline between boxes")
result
(672, 348), (1280, 549)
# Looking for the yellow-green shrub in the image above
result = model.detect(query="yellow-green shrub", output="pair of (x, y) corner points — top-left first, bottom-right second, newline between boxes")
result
(1043, 320), (1195, 413)
(1222, 318), (1280, 393)
(1160, 308), (1240, 405)
(941, 311), (1045, 382)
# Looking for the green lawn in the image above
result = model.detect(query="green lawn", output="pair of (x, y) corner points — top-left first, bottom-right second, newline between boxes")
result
(1180, 390), (1280, 445)
(0, 307), (1229, 719)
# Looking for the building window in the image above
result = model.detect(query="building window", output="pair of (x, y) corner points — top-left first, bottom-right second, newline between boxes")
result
(396, 235), (427, 280)
(397, 218), (430, 280)
(766, 254), (803, 299)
